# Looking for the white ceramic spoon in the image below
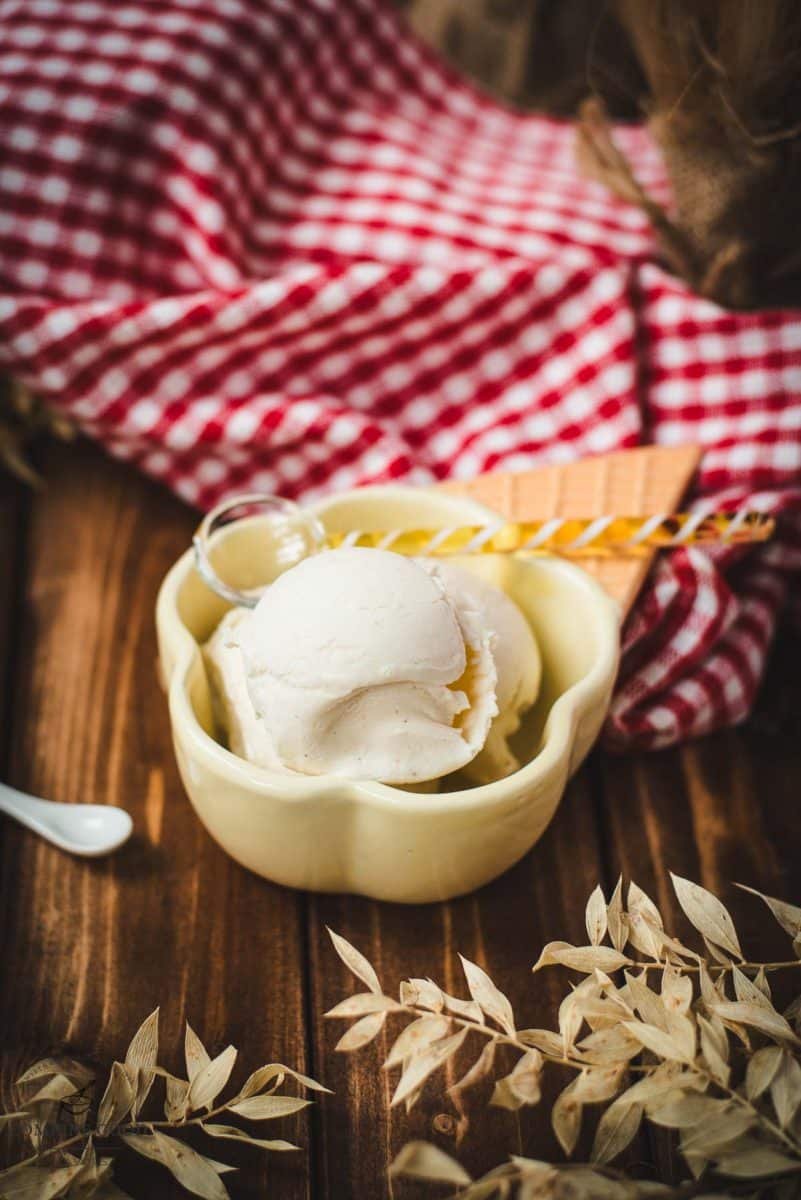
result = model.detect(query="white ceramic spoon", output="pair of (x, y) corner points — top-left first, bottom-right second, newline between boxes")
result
(0, 781), (133, 857)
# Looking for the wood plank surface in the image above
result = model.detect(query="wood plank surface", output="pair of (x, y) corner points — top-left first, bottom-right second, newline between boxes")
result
(0, 439), (799, 1199)
(597, 647), (801, 1188)
(307, 769), (618, 1198)
(0, 442), (312, 1199)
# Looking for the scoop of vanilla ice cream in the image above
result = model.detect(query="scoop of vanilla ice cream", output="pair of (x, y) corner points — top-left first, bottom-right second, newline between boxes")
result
(203, 607), (291, 773)
(420, 560), (541, 783)
(235, 547), (498, 783)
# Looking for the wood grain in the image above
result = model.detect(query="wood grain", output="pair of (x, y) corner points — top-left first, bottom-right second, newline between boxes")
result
(0, 439), (799, 1199)
(0, 472), (24, 767)
(597, 642), (801, 1185)
(0, 443), (312, 1199)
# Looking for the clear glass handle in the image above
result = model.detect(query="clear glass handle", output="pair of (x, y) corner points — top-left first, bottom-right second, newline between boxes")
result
(192, 493), (326, 608)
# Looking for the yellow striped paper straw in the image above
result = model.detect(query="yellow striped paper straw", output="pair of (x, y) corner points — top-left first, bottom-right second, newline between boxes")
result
(326, 511), (775, 559)
(193, 497), (775, 609)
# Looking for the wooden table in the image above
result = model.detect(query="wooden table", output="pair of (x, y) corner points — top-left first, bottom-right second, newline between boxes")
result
(1, 439), (800, 1198)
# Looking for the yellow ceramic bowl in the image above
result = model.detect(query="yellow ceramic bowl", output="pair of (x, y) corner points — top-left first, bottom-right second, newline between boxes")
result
(156, 486), (620, 903)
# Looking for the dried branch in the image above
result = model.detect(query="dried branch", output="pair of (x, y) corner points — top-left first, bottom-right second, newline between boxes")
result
(0, 1010), (328, 1199)
(330, 874), (801, 1198)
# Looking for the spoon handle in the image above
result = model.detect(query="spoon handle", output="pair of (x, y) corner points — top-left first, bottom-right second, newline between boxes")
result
(0, 782), (59, 841)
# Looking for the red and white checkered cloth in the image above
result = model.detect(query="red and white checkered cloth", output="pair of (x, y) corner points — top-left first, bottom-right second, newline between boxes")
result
(1, 0), (799, 750)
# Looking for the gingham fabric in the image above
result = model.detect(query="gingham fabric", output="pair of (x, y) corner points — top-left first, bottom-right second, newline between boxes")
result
(0, 0), (799, 750)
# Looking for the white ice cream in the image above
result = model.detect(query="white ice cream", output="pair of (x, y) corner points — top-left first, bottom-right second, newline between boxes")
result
(204, 548), (541, 786)
(205, 548), (498, 783)
(204, 607), (291, 773)
(419, 560), (541, 783)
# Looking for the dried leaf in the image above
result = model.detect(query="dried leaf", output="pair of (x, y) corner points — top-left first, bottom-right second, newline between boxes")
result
(26, 1074), (80, 1106)
(505, 1050), (543, 1106)
(698, 965), (725, 1008)
(124, 1007), (159, 1120)
(390, 1141), (472, 1185)
(625, 972), (670, 1031)
(69, 1137), (101, 1197)
(325, 994), (401, 1018)
(576, 1025), (641, 1065)
(626, 883), (664, 958)
(443, 992), (484, 1024)
(15, 1060), (58, 1086)
(622, 1020), (693, 1063)
(571, 1066), (625, 1105)
(235, 1063), (329, 1100)
(661, 966), (692, 1015)
(664, 1011), (697, 1063)
(391, 1028), (468, 1108)
(227, 1094), (311, 1120)
(459, 956), (515, 1034)
(279, 1065), (331, 1093)
(201, 1123), (299, 1152)
(586, 885), (608, 946)
(754, 967), (772, 1001)
(553, 1167), (631, 1199)
(680, 1107), (754, 1155)
(558, 991), (585, 1054)
(785, 994), (801, 1027)
(97, 1062), (134, 1134)
(0, 1162), (83, 1200)
(745, 1044), (783, 1099)
(327, 929), (381, 994)
(697, 1016), (730, 1086)
(541, 946), (631, 975)
(703, 936), (734, 967)
(335, 1012), (386, 1052)
(0, 1113), (29, 1129)
(450, 1039), (497, 1102)
(517, 1029), (564, 1058)
(579, 994), (633, 1033)
(124, 1007), (159, 1077)
(164, 1073), (190, 1122)
(716, 1142), (800, 1177)
(591, 1095), (642, 1164)
(15, 1058), (93, 1089)
(532, 941), (574, 972)
(384, 1015), (451, 1070)
(120, 1133), (166, 1165)
(770, 1051), (801, 1127)
(186, 1045), (237, 1113)
(732, 966), (773, 1010)
(399, 978), (445, 1012)
(648, 1094), (729, 1129)
(670, 874), (742, 959)
(122, 1131), (229, 1200)
(710, 1000), (800, 1045)
(621, 1064), (702, 1107)
(552, 1081), (582, 1155)
(490, 1076), (527, 1111)
(607, 877), (625, 953)
(185, 1023), (212, 1084)
(737, 884), (801, 940)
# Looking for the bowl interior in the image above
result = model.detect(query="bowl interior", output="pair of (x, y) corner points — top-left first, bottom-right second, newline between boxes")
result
(170, 488), (613, 787)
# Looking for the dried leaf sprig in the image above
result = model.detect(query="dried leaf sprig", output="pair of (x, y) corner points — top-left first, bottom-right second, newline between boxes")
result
(0, 1008), (328, 1199)
(0, 377), (74, 486)
(328, 875), (801, 1199)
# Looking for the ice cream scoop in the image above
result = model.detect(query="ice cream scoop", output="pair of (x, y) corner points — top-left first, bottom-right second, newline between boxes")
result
(419, 561), (541, 783)
(208, 548), (498, 784)
(204, 607), (290, 773)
